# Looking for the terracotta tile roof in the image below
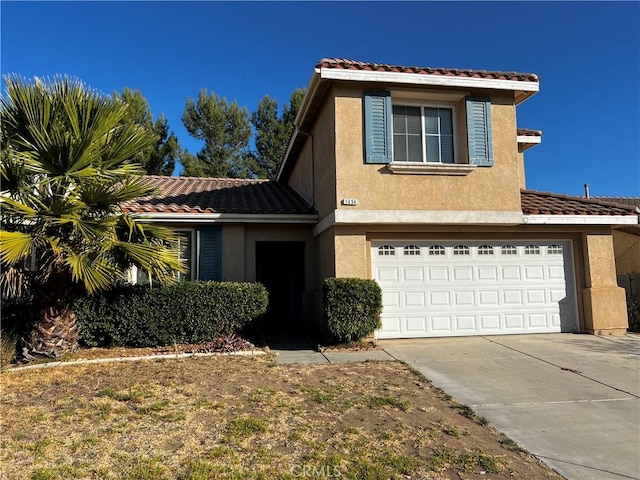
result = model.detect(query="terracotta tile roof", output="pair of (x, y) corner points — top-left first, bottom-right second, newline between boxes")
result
(121, 176), (316, 215)
(521, 190), (640, 216)
(592, 197), (640, 208)
(317, 58), (539, 83)
(517, 128), (542, 137)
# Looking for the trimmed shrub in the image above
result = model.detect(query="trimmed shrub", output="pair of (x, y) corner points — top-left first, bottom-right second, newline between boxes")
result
(323, 278), (382, 343)
(628, 296), (640, 333)
(75, 281), (268, 347)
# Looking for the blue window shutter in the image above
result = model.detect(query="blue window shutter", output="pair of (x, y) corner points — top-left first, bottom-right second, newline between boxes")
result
(364, 91), (392, 164)
(198, 226), (222, 281)
(466, 97), (494, 166)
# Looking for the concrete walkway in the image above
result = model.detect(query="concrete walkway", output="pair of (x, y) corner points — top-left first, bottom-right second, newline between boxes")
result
(382, 334), (640, 480)
(270, 336), (395, 364)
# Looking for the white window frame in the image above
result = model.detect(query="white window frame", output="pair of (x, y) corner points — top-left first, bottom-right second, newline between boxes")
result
(391, 100), (460, 165)
(128, 228), (197, 284)
(174, 228), (197, 281)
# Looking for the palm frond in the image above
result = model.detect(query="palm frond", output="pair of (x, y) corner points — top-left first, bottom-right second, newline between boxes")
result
(66, 252), (122, 294)
(0, 230), (37, 265)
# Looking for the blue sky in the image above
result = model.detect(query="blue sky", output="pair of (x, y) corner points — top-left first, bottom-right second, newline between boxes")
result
(1, 1), (638, 197)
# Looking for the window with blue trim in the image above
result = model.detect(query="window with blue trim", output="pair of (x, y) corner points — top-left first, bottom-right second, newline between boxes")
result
(392, 105), (454, 163)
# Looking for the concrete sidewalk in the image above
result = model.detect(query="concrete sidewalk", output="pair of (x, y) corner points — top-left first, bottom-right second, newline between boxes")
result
(270, 336), (395, 364)
(382, 334), (640, 480)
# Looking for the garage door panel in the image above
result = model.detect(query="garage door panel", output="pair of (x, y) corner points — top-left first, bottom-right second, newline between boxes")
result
(406, 316), (427, 332)
(528, 313), (548, 329)
(402, 266), (424, 282)
(479, 290), (500, 306)
(404, 291), (426, 307)
(373, 240), (578, 339)
(379, 316), (401, 336)
(480, 314), (501, 330)
(503, 290), (523, 305)
(478, 266), (499, 281)
(505, 314), (525, 330)
(454, 290), (475, 306)
(524, 265), (544, 280)
(501, 265), (521, 280)
(431, 316), (452, 332)
(429, 291), (451, 307)
(526, 289), (546, 305)
(452, 266), (474, 281)
(376, 266), (399, 282)
(456, 315), (476, 331)
(382, 291), (400, 307)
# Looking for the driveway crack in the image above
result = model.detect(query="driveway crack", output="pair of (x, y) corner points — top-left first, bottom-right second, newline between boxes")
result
(480, 337), (640, 399)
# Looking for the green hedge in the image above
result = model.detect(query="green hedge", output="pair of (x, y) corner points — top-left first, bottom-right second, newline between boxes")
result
(628, 296), (640, 333)
(323, 278), (382, 343)
(74, 281), (268, 347)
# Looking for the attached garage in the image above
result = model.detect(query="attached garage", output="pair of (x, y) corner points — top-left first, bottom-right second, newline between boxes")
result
(372, 240), (579, 339)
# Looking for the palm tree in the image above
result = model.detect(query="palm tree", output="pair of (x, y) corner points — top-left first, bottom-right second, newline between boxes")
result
(0, 75), (184, 362)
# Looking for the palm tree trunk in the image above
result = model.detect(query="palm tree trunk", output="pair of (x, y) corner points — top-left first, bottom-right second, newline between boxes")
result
(20, 270), (79, 362)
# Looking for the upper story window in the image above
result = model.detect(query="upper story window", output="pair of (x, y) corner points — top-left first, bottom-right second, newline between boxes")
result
(392, 105), (454, 164)
(363, 91), (493, 169)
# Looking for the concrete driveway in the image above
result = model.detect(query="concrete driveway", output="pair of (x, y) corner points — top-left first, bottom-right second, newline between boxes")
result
(382, 334), (640, 480)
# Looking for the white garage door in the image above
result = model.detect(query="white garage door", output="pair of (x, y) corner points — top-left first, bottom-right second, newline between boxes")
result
(372, 240), (578, 339)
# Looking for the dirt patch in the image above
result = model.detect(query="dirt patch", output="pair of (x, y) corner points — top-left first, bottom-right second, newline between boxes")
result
(0, 355), (563, 479)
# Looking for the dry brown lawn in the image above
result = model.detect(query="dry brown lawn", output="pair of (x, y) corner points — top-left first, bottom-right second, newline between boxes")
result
(0, 354), (563, 479)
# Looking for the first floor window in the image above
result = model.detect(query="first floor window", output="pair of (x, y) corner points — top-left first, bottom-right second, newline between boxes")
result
(135, 229), (194, 284)
(392, 105), (454, 163)
(176, 230), (194, 281)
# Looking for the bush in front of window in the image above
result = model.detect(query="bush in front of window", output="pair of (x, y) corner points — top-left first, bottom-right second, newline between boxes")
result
(323, 278), (382, 344)
(75, 281), (268, 347)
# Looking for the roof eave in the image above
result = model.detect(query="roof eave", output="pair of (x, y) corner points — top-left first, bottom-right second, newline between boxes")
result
(127, 212), (319, 224)
(522, 214), (639, 225)
(319, 67), (540, 95)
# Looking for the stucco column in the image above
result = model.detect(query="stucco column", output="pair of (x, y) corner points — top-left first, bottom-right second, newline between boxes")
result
(581, 233), (628, 334)
(334, 232), (369, 278)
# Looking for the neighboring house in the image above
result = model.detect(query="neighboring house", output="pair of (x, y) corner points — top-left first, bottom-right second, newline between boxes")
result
(122, 58), (639, 337)
(592, 197), (640, 299)
(593, 197), (640, 276)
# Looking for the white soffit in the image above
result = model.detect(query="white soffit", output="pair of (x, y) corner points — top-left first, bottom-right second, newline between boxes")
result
(319, 68), (540, 93)
(314, 210), (524, 235)
(517, 135), (542, 144)
(131, 213), (318, 224)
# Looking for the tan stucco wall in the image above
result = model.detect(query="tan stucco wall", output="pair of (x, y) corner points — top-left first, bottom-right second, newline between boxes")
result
(517, 149), (526, 189)
(287, 139), (314, 205)
(287, 89), (338, 219)
(612, 230), (640, 275)
(315, 227), (337, 283)
(580, 233), (628, 335)
(334, 232), (369, 278)
(331, 84), (522, 213)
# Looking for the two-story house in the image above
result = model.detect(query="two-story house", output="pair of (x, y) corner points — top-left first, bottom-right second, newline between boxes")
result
(122, 58), (638, 338)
